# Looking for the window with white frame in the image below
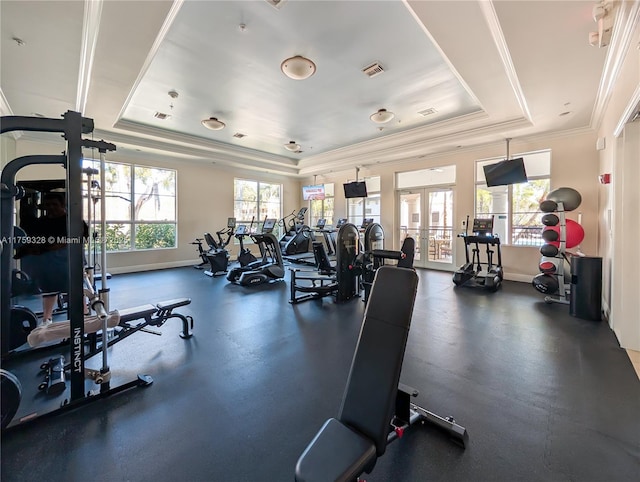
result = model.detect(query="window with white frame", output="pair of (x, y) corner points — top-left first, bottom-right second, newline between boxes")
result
(309, 183), (334, 228)
(347, 176), (380, 228)
(82, 159), (177, 251)
(233, 178), (282, 236)
(475, 150), (551, 246)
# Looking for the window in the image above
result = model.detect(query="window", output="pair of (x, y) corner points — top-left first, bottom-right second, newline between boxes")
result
(309, 183), (334, 227)
(475, 150), (550, 246)
(233, 178), (282, 236)
(83, 160), (177, 251)
(347, 176), (380, 227)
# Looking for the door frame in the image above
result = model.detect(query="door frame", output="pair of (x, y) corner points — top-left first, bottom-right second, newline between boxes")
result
(397, 186), (456, 271)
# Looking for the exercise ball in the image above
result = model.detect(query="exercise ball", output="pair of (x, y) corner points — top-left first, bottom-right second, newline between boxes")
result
(541, 213), (559, 226)
(540, 244), (559, 257)
(532, 273), (559, 295)
(539, 256), (560, 274)
(539, 200), (558, 213)
(543, 219), (585, 249)
(546, 187), (582, 212)
(541, 229), (559, 242)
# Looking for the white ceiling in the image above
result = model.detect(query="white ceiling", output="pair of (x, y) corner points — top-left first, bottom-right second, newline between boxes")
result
(1, 0), (638, 177)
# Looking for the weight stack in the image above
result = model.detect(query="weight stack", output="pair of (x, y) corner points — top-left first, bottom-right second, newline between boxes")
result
(570, 256), (602, 321)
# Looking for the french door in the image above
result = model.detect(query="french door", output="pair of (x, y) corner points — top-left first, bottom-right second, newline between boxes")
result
(398, 188), (455, 270)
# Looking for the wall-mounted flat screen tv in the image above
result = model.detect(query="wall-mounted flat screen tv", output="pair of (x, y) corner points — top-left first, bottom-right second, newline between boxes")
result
(302, 184), (325, 201)
(343, 181), (368, 198)
(483, 157), (528, 187)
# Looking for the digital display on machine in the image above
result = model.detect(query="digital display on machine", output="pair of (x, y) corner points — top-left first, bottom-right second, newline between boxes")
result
(302, 185), (325, 200)
(343, 181), (368, 198)
(316, 218), (326, 228)
(482, 158), (527, 187)
(262, 218), (276, 231)
(227, 217), (236, 228)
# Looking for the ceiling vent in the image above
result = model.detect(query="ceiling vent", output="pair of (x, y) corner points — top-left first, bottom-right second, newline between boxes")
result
(265, 0), (287, 9)
(418, 108), (437, 117)
(154, 112), (171, 120)
(362, 62), (385, 78)
(233, 132), (247, 138)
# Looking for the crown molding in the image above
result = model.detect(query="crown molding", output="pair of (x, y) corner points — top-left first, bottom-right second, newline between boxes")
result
(76, 0), (103, 113)
(299, 110), (490, 168)
(613, 84), (640, 137)
(0, 89), (21, 141)
(478, 0), (532, 122)
(115, 0), (185, 122)
(93, 127), (300, 175)
(298, 116), (532, 175)
(112, 119), (297, 168)
(591, 0), (640, 131)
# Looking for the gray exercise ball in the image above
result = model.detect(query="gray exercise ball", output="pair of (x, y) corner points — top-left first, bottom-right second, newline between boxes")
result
(546, 187), (582, 211)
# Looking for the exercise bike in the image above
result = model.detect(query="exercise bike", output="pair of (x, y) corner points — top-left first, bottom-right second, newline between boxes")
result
(202, 217), (236, 277)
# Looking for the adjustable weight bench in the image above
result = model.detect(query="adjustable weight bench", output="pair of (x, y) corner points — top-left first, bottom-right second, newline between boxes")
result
(97, 298), (194, 352)
(295, 266), (467, 482)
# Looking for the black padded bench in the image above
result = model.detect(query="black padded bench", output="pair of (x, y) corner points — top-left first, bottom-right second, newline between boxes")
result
(84, 298), (194, 359)
(295, 266), (467, 482)
(117, 298), (193, 338)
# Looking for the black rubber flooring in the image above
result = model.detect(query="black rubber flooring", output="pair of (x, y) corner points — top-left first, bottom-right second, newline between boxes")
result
(2, 267), (639, 481)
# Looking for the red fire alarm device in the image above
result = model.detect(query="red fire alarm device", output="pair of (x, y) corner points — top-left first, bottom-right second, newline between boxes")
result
(599, 173), (611, 184)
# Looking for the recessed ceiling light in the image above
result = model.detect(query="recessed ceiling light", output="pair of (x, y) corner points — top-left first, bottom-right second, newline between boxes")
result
(202, 117), (226, 130)
(281, 56), (316, 80)
(370, 108), (395, 124)
(284, 141), (301, 152)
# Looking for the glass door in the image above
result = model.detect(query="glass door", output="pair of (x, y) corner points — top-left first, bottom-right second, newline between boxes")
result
(399, 188), (455, 270)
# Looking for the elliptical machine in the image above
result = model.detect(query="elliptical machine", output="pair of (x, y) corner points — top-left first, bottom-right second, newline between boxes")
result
(234, 217), (259, 267)
(227, 219), (285, 286)
(452, 216), (503, 292)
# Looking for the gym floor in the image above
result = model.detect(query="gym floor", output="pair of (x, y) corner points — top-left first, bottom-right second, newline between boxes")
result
(1, 267), (639, 481)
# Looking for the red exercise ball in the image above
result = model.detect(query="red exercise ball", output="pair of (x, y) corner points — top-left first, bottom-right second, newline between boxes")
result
(542, 219), (585, 249)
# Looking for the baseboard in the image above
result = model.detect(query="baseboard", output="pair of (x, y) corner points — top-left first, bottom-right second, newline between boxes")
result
(504, 273), (534, 283)
(107, 260), (196, 275)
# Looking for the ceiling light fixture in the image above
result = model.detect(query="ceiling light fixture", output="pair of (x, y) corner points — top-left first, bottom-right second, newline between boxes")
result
(370, 108), (395, 124)
(281, 56), (316, 80)
(201, 117), (226, 131)
(284, 141), (301, 152)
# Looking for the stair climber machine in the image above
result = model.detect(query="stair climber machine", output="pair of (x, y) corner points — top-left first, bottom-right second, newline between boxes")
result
(227, 218), (285, 287)
(279, 208), (311, 257)
(202, 217), (236, 277)
(452, 216), (503, 292)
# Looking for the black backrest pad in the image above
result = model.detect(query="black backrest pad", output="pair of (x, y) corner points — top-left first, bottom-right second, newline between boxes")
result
(312, 241), (333, 272)
(398, 237), (415, 269)
(338, 266), (419, 456)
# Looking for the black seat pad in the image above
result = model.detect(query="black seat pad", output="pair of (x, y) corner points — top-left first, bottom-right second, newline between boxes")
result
(295, 418), (376, 482)
(156, 298), (191, 310)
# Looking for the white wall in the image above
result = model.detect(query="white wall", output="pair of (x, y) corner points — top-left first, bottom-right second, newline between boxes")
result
(597, 19), (639, 350)
(9, 138), (300, 273)
(301, 129), (600, 283)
